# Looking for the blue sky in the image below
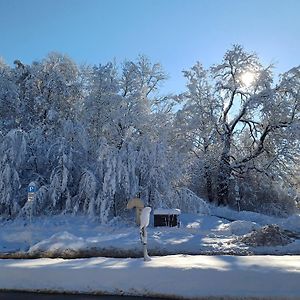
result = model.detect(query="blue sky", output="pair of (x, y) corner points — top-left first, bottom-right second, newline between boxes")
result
(0, 0), (299, 93)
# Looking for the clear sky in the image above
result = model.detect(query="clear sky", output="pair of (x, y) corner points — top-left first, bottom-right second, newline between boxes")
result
(0, 0), (299, 93)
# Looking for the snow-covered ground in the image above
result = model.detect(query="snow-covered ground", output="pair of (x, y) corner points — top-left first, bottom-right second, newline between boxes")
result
(1, 255), (300, 299)
(1, 206), (300, 298)
(1, 206), (300, 258)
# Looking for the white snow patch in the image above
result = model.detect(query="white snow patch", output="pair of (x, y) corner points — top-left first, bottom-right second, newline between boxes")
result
(1, 210), (300, 257)
(29, 231), (85, 253)
(0, 255), (300, 298)
(153, 208), (181, 215)
(217, 220), (260, 236)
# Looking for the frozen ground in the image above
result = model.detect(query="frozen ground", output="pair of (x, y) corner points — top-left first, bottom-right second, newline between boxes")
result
(0, 206), (300, 258)
(0, 255), (300, 299)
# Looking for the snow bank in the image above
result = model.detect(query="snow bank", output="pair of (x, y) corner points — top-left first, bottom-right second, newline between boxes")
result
(1, 255), (300, 299)
(2, 212), (300, 259)
(282, 214), (300, 233)
(211, 206), (300, 233)
(217, 220), (260, 236)
(29, 232), (85, 253)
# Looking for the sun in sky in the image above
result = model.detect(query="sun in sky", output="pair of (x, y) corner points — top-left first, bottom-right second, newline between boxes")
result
(240, 71), (256, 88)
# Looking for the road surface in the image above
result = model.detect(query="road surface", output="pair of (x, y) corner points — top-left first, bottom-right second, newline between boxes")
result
(0, 292), (165, 300)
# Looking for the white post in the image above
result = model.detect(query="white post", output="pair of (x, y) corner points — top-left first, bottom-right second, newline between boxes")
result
(140, 207), (151, 261)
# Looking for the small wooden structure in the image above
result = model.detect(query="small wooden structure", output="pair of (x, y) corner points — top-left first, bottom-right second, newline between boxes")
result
(153, 208), (181, 227)
(127, 198), (144, 226)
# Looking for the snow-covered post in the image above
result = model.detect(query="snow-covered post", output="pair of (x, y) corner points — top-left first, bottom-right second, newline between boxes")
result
(140, 207), (151, 261)
(27, 182), (37, 224)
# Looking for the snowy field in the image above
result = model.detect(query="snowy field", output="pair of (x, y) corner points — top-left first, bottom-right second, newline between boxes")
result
(1, 206), (300, 299)
(1, 206), (300, 258)
(0, 255), (300, 299)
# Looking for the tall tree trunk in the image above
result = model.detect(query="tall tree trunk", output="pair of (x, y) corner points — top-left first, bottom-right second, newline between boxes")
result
(217, 160), (231, 206)
(217, 132), (231, 205)
(113, 194), (117, 217)
(204, 162), (213, 202)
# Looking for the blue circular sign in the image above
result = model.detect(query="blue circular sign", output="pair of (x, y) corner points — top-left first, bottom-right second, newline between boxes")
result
(28, 185), (36, 193)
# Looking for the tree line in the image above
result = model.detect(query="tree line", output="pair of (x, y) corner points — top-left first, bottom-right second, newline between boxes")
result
(0, 45), (299, 221)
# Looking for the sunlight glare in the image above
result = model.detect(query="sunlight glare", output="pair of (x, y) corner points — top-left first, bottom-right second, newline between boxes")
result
(241, 71), (255, 87)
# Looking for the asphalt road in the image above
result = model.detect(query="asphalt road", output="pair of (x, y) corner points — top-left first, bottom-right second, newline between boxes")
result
(0, 292), (166, 300)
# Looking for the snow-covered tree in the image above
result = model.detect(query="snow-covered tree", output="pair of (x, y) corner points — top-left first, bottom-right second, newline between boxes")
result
(175, 62), (221, 201)
(178, 45), (300, 212)
(83, 62), (120, 150)
(0, 49), (298, 220)
(0, 60), (19, 133)
(73, 169), (97, 216)
(14, 53), (83, 133)
(0, 130), (27, 217)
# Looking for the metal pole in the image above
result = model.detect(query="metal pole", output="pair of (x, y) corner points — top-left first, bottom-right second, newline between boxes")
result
(27, 182), (36, 248)
(140, 227), (151, 261)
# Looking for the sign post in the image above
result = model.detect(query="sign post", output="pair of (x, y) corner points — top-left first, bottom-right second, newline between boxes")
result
(27, 182), (36, 247)
(27, 182), (36, 224)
